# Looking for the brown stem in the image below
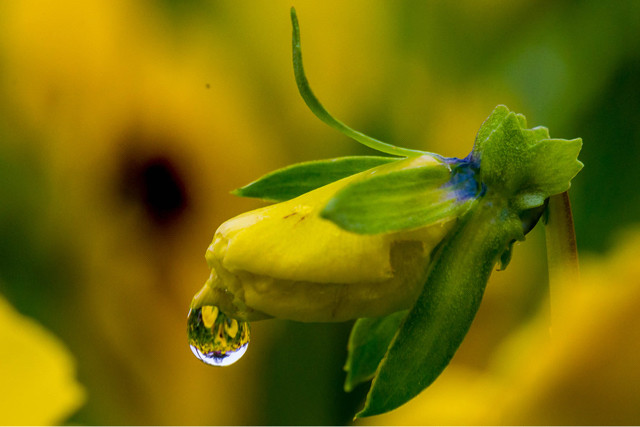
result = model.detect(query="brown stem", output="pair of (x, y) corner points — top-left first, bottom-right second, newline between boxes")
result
(544, 191), (580, 331)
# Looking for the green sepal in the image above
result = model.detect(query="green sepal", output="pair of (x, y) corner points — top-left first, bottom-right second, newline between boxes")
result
(290, 7), (427, 158)
(232, 156), (398, 202)
(321, 161), (480, 234)
(357, 197), (524, 417)
(472, 105), (583, 211)
(473, 105), (511, 152)
(513, 138), (583, 210)
(497, 241), (514, 271)
(343, 311), (407, 392)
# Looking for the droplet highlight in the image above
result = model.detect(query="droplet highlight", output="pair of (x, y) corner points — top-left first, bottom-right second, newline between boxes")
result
(187, 305), (250, 366)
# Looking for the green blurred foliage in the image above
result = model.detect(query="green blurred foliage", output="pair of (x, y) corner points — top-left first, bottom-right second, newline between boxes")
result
(0, 0), (638, 424)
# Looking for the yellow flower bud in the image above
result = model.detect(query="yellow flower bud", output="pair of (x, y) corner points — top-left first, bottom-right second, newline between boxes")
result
(191, 155), (457, 322)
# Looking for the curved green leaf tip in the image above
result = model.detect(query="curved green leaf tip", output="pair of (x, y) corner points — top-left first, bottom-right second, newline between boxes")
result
(290, 7), (428, 158)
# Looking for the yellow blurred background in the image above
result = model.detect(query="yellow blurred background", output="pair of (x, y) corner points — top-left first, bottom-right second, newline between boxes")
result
(0, 0), (638, 424)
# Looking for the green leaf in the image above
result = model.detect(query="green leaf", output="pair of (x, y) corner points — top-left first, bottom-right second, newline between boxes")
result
(344, 311), (407, 392)
(290, 7), (427, 158)
(474, 111), (529, 193)
(321, 160), (479, 234)
(232, 156), (398, 202)
(523, 125), (551, 141)
(471, 105), (583, 210)
(357, 197), (525, 417)
(514, 138), (584, 210)
(473, 105), (510, 154)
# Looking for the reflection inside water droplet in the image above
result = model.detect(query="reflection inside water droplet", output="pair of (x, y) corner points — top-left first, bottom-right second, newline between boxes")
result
(187, 305), (250, 366)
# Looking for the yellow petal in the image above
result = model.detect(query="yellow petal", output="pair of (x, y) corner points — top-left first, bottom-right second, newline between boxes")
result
(0, 293), (85, 425)
(198, 155), (456, 322)
(215, 178), (393, 284)
(212, 154), (446, 284)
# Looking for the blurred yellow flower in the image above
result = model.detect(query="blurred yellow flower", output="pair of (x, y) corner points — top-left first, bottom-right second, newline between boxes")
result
(0, 0), (283, 423)
(362, 227), (640, 425)
(1, 0), (625, 423)
(0, 292), (84, 425)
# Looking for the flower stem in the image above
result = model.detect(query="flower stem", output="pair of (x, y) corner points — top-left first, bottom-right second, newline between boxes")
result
(544, 191), (580, 331)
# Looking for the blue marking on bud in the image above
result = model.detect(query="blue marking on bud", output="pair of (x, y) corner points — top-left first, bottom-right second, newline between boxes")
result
(441, 158), (483, 203)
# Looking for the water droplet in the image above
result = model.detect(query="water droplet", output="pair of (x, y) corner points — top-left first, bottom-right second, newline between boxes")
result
(187, 305), (250, 366)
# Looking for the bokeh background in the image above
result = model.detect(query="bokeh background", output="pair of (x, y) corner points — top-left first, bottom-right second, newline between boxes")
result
(1, 0), (639, 424)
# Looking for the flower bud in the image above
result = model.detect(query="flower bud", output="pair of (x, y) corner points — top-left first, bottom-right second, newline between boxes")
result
(191, 155), (459, 322)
